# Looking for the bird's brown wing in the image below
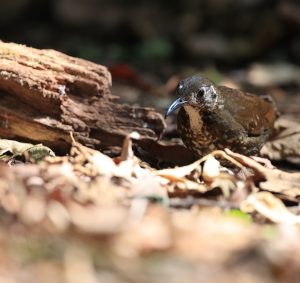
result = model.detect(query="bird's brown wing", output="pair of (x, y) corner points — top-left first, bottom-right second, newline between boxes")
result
(218, 86), (277, 136)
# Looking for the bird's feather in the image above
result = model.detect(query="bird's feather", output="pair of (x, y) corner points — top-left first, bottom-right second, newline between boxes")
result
(217, 86), (277, 136)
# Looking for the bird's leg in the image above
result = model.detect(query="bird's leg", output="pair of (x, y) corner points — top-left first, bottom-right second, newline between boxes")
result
(238, 129), (269, 155)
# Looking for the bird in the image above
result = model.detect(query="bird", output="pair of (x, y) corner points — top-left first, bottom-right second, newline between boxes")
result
(165, 75), (278, 157)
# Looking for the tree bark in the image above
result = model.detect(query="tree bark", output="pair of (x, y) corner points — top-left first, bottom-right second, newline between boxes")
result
(0, 42), (162, 149)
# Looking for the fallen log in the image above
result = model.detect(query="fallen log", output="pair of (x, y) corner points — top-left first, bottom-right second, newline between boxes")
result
(0, 41), (195, 165)
(0, 42), (157, 151)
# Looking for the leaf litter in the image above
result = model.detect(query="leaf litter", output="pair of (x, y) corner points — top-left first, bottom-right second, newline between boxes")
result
(0, 134), (300, 282)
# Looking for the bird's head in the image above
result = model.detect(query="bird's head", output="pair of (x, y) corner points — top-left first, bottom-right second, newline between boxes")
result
(165, 75), (219, 117)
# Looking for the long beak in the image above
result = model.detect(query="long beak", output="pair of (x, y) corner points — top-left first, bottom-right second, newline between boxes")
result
(165, 97), (187, 118)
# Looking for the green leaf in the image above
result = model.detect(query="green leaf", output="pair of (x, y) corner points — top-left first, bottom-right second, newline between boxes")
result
(225, 209), (252, 223)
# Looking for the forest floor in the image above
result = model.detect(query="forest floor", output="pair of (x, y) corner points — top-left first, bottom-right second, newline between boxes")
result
(1, 42), (300, 283)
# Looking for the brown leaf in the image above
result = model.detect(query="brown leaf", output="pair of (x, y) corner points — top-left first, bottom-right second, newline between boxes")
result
(241, 191), (300, 224)
(114, 205), (172, 256)
(155, 158), (202, 180)
(20, 195), (47, 225)
(68, 201), (127, 235)
(225, 149), (300, 200)
(47, 200), (70, 232)
(247, 62), (300, 86)
(261, 115), (300, 165)
(202, 156), (220, 182)
(1, 192), (19, 214)
(172, 209), (257, 262)
(0, 139), (55, 162)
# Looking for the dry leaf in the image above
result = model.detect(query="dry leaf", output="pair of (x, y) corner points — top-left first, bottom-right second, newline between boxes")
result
(241, 191), (300, 224)
(64, 246), (97, 283)
(47, 200), (70, 232)
(210, 175), (237, 198)
(172, 209), (257, 262)
(0, 139), (55, 162)
(225, 149), (300, 200)
(20, 195), (47, 225)
(68, 201), (127, 234)
(1, 192), (19, 214)
(202, 156), (220, 182)
(155, 158), (202, 180)
(114, 205), (172, 257)
(247, 62), (300, 86)
(261, 115), (300, 165)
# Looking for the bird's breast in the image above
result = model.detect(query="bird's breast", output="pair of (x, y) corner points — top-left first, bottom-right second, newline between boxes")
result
(178, 106), (215, 155)
(183, 105), (203, 132)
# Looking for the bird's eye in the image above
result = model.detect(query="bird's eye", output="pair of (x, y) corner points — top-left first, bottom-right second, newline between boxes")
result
(197, 87), (205, 96)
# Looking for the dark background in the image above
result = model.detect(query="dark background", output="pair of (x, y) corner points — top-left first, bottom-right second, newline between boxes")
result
(1, 0), (300, 111)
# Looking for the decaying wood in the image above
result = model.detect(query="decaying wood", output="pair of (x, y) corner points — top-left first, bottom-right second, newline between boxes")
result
(0, 41), (187, 162)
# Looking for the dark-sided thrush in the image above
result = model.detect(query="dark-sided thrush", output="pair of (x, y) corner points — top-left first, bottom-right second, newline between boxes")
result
(165, 75), (278, 156)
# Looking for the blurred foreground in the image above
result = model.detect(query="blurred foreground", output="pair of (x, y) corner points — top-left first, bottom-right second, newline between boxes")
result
(0, 133), (300, 283)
